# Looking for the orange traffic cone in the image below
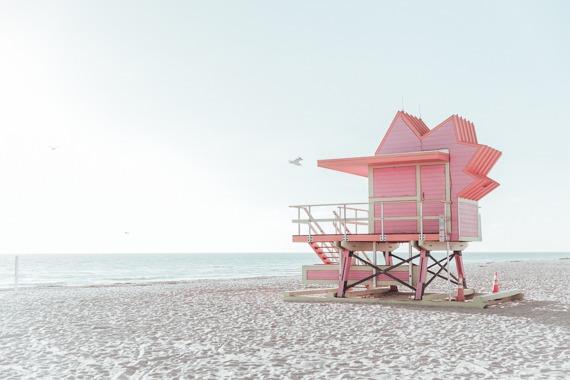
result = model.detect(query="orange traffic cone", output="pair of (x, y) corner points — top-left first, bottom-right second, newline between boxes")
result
(491, 272), (500, 293)
(456, 275), (465, 302)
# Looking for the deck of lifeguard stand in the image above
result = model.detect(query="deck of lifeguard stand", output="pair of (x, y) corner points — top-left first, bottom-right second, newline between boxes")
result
(288, 111), (511, 306)
(295, 233), (466, 299)
(289, 233), (523, 307)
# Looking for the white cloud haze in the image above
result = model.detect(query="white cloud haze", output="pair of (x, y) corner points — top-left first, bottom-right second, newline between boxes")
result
(0, 1), (569, 253)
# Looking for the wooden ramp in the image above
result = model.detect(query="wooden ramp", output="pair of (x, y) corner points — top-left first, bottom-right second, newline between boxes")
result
(283, 288), (523, 309)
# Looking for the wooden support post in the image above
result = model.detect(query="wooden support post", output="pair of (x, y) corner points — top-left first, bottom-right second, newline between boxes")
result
(372, 242), (377, 288)
(456, 275), (465, 302)
(454, 250), (467, 288)
(408, 241), (413, 285)
(414, 249), (429, 300)
(336, 249), (353, 298)
(383, 251), (398, 292)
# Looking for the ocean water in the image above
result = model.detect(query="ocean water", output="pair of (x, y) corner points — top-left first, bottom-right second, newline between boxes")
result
(0, 252), (568, 290)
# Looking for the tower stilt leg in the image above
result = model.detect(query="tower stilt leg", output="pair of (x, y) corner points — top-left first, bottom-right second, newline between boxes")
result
(454, 250), (467, 288)
(414, 249), (429, 300)
(383, 251), (398, 292)
(336, 249), (353, 298)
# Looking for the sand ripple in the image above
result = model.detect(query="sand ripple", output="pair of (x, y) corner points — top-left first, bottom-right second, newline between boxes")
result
(0, 260), (569, 379)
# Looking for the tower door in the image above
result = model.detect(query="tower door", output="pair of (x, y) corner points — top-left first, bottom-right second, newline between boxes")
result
(420, 164), (447, 234)
(371, 165), (418, 234)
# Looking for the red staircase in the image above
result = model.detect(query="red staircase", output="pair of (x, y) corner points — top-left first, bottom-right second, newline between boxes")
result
(309, 241), (339, 264)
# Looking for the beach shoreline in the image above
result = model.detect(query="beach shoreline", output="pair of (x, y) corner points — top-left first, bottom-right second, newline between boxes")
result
(0, 275), (293, 292)
(1, 257), (569, 292)
(0, 260), (569, 378)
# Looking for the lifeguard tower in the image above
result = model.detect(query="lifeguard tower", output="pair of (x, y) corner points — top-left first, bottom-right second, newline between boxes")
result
(288, 111), (513, 305)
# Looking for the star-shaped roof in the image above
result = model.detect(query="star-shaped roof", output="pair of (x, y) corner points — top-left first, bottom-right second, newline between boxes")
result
(376, 111), (501, 201)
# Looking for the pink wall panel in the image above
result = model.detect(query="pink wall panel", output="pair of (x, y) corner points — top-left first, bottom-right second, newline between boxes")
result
(374, 202), (417, 234)
(421, 220), (439, 234)
(377, 202), (417, 217)
(419, 165), (446, 234)
(458, 201), (479, 238)
(420, 165), (445, 201)
(306, 269), (367, 281)
(306, 268), (409, 282)
(373, 166), (416, 197)
(420, 165), (445, 212)
(374, 220), (418, 234)
(375, 271), (409, 282)
(421, 200), (445, 217)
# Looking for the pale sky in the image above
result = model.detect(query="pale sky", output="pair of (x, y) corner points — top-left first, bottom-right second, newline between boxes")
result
(0, 1), (569, 254)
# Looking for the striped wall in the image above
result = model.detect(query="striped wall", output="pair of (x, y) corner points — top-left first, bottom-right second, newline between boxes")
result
(372, 167), (416, 197)
(458, 199), (480, 239)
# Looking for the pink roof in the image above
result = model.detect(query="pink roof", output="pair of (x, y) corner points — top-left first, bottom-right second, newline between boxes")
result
(400, 111), (430, 136)
(451, 114), (478, 144)
(418, 114), (501, 201)
(465, 145), (501, 176)
(318, 150), (449, 177)
(459, 176), (500, 200)
(319, 111), (501, 202)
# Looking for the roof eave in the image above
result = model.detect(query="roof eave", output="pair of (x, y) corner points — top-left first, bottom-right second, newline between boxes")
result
(318, 151), (449, 177)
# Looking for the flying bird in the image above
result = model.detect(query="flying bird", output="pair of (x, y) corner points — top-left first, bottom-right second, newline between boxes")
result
(289, 157), (303, 166)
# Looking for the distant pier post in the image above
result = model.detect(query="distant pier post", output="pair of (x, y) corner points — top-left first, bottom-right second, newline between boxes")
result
(14, 255), (19, 290)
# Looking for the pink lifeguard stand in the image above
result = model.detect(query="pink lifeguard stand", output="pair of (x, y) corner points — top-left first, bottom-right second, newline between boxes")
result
(291, 111), (501, 301)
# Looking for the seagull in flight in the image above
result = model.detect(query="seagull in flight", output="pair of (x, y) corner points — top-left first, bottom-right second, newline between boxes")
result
(289, 157), (303, 166)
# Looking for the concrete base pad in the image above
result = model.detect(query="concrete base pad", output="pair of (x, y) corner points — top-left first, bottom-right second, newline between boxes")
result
(283, 288), (524, 309)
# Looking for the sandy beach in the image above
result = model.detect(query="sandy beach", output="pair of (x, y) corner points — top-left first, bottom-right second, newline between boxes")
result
(0, 260), (569, 379)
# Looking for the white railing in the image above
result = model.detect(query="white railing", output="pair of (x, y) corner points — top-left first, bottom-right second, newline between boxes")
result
(370, 199), (450, 240)
(290, 202), (369, 238)
(291, 200), (450, 240)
